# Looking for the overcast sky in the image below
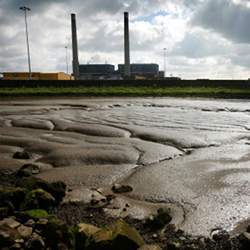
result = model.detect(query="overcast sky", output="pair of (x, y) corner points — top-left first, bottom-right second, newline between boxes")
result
(0, 0), (250, 79)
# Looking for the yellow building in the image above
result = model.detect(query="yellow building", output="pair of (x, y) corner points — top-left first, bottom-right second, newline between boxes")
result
(3, 72), (72, 80)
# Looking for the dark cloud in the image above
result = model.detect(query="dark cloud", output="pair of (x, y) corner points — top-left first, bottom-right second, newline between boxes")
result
(192, 0), (250, 44)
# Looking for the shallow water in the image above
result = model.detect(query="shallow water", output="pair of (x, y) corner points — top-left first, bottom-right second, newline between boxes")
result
(0, 97), (249, 236)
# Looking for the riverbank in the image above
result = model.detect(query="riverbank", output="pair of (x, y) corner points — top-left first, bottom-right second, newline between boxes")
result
(0, 86), (250, 98)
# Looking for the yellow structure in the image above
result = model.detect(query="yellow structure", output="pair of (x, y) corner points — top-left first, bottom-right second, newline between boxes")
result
(3, 72), (72, 80)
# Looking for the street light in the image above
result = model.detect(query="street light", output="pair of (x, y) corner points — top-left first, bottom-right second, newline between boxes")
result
(163, 48), (167, 78)
(65, 46), (69, 74)
(20, 6), (32, 80)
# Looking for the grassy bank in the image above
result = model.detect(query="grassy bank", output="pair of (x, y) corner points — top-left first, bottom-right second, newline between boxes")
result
(0, 86), (250, 98)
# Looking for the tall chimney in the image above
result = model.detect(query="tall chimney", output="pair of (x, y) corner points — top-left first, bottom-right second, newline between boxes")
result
(71, 13), (79, 80)
(124, 12), (131, 78)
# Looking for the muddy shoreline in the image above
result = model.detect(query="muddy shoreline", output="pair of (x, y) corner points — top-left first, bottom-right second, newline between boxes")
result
(0, 97), (250, 248)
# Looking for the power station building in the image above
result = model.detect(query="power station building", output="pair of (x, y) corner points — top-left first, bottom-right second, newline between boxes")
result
(118, 64), (159, 78)
(71, 12), (162, 81)
(79, 64), (116, 80)
(78, 63), (160, 80)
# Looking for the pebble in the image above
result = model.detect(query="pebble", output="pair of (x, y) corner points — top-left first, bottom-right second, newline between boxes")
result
(17, 225), (33, 239)
(112, 184), (133, 193)
(0, 217), (20, 229)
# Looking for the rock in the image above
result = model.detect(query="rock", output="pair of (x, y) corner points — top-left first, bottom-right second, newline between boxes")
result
(78, 223), (100, 236)
(0, 207), (10, 219)
(17, 225), (33, 239)
(16, 177), (50, 192)
(244, 232), (250, 240)
(92, 219), (144, 250)
(23, 189), (56, 210)
(47, 181), (66, 204)
(145, 208), (172, 229)
(139, 244), (162, 250)
(211, 229), (229, 241)
(15, 238), (24, 244)
(112, 184), (133, 193)
(25, 233), (45, 250)
(0, 224), (20, 247)
(167, 240), (182, 249)
(42, 217), (73, 249)
(10, 243), (22, 249)
(16, 177), (66, 205)
(25, 219), (35, 227)
(238, 232), (250, 250)
(18, 209), (48, 221)
(0, 187), (27, 209)
(0, 217), (20, 229)
(16, 164), (40, 177)
(13, 151), (30, 160)
(75, 223), (101, 249)
(35, 218), (48, 231)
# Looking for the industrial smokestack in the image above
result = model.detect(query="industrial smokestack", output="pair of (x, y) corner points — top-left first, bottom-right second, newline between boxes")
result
(124, 12), (131, 78)
(71, 13), (80, 80)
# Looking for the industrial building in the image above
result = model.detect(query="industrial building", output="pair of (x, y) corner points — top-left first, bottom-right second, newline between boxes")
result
(118, 64), (159, 78)
(70, 12), (162, 81)
(79, 64), (116, 80)
(2, 72), (72, 80)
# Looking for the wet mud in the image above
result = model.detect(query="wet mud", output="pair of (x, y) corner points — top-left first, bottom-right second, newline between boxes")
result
(0, 97), (249, 237)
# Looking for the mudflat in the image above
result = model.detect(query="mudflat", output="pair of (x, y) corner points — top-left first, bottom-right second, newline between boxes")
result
(0, 97), (249, 236)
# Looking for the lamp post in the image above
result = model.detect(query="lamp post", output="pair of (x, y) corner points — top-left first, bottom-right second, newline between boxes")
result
(20, 6), (32, 80)
(163, 48), (167, 78)
(65, 46), (69, 74)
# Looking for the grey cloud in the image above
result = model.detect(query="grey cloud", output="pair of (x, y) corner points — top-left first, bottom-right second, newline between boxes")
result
(192, 0), (250, 43)
(170, 32), (229, 58)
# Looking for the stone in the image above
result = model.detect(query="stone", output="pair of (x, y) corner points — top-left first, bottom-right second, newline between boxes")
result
(47, 181), (66, 204)
(0, 217), (20, 229)
(10, 243), (22, 249)
(243, 232), (250, 240)
(20, 209), (48, 220)
(0, 187), (27, 209)
(16, 177), (50, 192)
(240, 232), (250, 249)
(211, 229), (229, 241)
(78, 223), (100, 237)
(15, 238), (24, 244)
(112, 184), (133, 193)
(25, 233), (45, 250)
(16, 177), (66, 205)
(167, 240), (182, 249)
(0, 207), (9, 219)
(139, 244), (162, 250)
(25, 219), (35, 227)
(92, 219), (144, 250)
(75, 223), (101, 249)
(23, 188), (56, 210)
(17, 225), (33, 239)
(42, 217), (73, 249)
(16, 164), (40, 177)
(0, 224), (20, 247)
(145, 208), (172, 229)
(35, 218), (48, 231)
(13, 151), (30, 160)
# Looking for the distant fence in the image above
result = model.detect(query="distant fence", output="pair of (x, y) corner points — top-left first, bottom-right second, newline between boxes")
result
(0, 79), (250, 88)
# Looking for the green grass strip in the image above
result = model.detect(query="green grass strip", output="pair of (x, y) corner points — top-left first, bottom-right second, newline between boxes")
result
(0, 86), (250, 98)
